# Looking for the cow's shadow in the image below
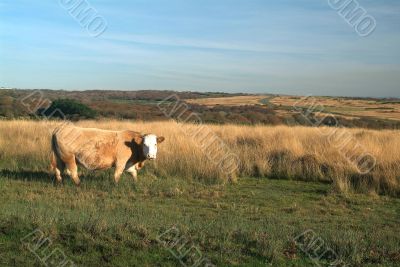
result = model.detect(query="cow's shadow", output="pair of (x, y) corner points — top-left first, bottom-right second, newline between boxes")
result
(0, 169), (54, 183)
(0, 168), (132, 190)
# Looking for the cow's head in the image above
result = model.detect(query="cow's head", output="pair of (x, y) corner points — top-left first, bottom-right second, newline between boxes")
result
(135, 134), (165, 160)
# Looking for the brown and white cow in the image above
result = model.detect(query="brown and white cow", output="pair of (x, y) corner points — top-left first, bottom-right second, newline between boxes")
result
(50, 124), (165, 185)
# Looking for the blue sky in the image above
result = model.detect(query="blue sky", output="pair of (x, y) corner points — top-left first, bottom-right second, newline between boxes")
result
(0, 0), (399, 97)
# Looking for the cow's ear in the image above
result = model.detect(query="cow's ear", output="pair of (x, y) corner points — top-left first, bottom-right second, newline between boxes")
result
(157, 136), (165, 144)
(133, 135), (143, 145)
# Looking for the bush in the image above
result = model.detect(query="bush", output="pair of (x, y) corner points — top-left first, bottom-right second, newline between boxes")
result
(40, 99), (97, 120)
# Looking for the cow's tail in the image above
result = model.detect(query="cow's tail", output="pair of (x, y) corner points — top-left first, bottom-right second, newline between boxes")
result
(50, 134), (58, 172)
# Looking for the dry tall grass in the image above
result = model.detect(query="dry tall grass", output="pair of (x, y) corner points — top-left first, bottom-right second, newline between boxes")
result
(0, 120), (399, 196)
(186, 95), (266, 107)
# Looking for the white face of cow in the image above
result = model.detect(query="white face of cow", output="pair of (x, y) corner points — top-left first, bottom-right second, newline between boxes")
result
(142, 134), (164, 160)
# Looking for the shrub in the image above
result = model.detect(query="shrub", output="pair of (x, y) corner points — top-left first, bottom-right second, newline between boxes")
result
(40, 99), (97, 120)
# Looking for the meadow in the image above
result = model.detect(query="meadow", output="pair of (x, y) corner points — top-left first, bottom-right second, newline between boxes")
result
(0, 119), (399, 266)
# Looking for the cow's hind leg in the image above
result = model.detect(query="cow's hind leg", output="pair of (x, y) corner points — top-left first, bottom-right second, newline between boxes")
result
(65, 156), (80, 186)
(51, 152), (64, 183)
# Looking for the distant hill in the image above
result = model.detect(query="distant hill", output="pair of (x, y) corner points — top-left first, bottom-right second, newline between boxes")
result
(0, 89), (399, 130)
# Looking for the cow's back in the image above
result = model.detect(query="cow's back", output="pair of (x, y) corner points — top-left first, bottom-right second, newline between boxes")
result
(52, 124), (120, 170)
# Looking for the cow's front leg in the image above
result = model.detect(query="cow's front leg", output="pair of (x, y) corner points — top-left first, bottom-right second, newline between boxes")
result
(126, 165), (138, 182)
(65, 156), (80, 186)
(114, 164), (125, 184)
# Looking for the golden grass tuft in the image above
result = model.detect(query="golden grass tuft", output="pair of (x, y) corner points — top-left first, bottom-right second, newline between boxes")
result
(0, 119), (399, 196)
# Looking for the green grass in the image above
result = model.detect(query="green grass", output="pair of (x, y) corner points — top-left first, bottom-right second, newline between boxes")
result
(0, 171), (399, 266)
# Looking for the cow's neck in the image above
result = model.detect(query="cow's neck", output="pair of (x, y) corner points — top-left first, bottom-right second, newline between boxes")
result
(132, 143), (147, 164)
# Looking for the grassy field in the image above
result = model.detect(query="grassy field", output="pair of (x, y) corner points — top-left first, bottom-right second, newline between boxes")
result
(0, 119), (399, 266)
(270, 96), (400, 121)
(0, 174), (399, 266)
(184, 94), (400, 122)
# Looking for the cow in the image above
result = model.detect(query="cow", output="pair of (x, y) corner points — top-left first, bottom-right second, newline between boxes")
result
(50, 123), (165, 185)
